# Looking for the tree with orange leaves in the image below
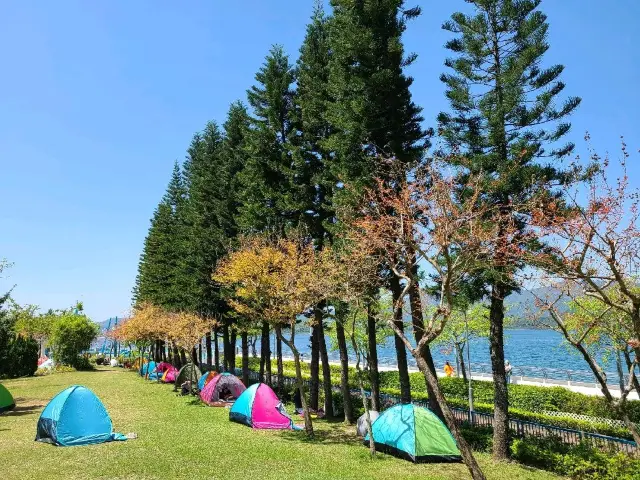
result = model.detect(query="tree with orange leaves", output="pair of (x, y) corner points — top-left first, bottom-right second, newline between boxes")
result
(113, 303), (167, 372)
(214, 233), (325, 437)
(530, 141), (640, 444)
(337, 159), (533, 480)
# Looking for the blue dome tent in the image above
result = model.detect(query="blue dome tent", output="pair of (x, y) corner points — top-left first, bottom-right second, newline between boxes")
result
(36, 385), (127, 446)
(140, 361), (156, 377)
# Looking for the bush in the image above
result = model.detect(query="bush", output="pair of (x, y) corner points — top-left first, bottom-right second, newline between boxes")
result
(511, 436), (640, 480)
(379, 370), (640, 423)
(50, 313), (99, 368)
(242, 356), (637, 438)
(460, 424), (493, 452)
(95, 357), (105, 365)
(4, 335), (38, 377)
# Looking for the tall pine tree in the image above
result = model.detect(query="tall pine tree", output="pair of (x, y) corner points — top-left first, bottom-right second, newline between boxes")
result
(239, 45), (298, 233)
(326, 0), (431, 406)
(438, 0), (580, 459)
(296, 2), (338, 418)
(134, 162), (188, 311)
(181, 123), (225, 318)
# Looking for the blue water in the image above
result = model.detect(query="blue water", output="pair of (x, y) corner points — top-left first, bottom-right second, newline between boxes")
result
(262, 328), (623, 384)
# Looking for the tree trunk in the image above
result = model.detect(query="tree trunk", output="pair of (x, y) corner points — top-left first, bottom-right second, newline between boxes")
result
(223, 323), (230, 371)
(229, 329), (237, 372)
(458, 343), (468, 382)
(179, 348), (187, 366)
(250, 336), (257, 358)
(259, 329), (266, 383)
(206, 332), (212, 368)
(279, 329), (314, 438)
(336, 319), (354, 423)
(214, 328), (220, 371)
(260, 321), (271, 385)
(616, 350), (625, 391)
(489, 282), (510, 460)
(241, 331), (249, 386)
(408, 274), (443, 419)
(309, 324), (320, 410)
(623, 349), (640, 394)
(275, 325), (284, 392)
(318, 318), (334, 417)
(416, 355), (486, 480)
(172, 343), (181, 368)
(390, 277), (411, 403)
(198, 343), (202, 366)
(367, 305), (381, 412)
(191, 347), (198, 365)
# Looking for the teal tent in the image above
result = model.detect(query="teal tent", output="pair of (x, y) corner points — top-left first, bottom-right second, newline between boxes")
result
(36, 385), (127, 446)
(364, 404), (461, 463)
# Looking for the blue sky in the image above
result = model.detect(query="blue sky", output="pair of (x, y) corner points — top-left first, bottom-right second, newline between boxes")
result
(1, 1), (638, 322)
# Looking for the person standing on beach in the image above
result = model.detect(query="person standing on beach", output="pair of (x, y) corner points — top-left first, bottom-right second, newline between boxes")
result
(444, 361), (454, 377)
(505, 361), (513, 384)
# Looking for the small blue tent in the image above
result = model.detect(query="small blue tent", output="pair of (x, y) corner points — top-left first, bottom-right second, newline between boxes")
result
(139, 361), (156, 377)
(36, 385), (127, 446)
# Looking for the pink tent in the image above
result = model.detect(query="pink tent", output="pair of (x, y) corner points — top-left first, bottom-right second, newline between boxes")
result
(162, 366), (178, 383)
(200, 373), (246, 405)
(229, 383), (296, 430)
(156, 362), (173, 373)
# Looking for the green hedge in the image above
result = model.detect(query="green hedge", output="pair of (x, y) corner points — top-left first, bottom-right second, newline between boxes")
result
(378, 370), (640, 423)
(511, 436), (640, 480)
(240, 357), (637, 438)
(460, 428), (639, 479)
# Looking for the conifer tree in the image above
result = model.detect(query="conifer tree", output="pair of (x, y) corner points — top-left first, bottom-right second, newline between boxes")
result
(239, 46), (298, 233)
(134, 162), (188, 310)
(326, 0), (431, 405)
(181, 123), (225, 318)
(296, 2), (337, 418)
(438, 0), (580, 459)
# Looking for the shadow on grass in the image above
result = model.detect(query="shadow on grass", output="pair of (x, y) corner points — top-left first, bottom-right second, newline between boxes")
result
(278, 419), (360, 446)
(3, 403), (45, 417)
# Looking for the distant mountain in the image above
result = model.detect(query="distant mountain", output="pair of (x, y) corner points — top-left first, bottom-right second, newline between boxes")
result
(505, 287), (569, 328)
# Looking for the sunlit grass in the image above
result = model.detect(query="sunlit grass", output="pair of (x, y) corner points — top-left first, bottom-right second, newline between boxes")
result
(0, 368), (562, 480)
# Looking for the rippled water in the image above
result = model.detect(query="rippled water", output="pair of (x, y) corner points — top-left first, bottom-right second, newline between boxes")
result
(269, 328), (624, 384)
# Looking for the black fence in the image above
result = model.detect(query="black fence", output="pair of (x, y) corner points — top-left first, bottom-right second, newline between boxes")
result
(233, 368), (637, 454)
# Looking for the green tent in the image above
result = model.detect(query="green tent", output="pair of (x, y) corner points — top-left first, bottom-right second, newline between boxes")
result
(364, 404), (461, 463)
(174, 363), (202, 389)
(0, 384), (15, 414)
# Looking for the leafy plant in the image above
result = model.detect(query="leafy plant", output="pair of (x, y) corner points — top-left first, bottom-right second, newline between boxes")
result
(50, 312), (99, 368)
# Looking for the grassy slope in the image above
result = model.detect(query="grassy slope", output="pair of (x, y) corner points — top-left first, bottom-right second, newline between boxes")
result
(0, 368), (561, 480)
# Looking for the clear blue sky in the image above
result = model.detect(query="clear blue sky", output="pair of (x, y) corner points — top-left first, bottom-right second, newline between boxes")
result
(1, 1), (638, 322)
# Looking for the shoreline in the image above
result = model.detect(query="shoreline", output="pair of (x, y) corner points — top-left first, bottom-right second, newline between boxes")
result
(272, 354), (638, 400)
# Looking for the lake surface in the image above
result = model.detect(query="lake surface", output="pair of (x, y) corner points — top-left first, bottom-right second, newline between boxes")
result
(265, 328), (623, 384)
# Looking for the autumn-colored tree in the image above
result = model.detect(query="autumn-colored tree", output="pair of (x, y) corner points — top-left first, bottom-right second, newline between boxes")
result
(214, 234), (326, 437)
(165, 311), (216, 392)
(531, 142), (640, 444)
(113, 303), (167, 371)
(341, 159), (534, 480)
(318, 245), (381, 454)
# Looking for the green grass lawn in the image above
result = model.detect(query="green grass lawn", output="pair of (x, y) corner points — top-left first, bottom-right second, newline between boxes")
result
(0, 368), (562, 480)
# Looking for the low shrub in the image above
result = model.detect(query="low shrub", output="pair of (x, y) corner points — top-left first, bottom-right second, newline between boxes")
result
(511, 436), (640, 480)
(460, 424), (493, 452)
(3, 335), (39, 377)
(34, 364), (77, 377)
(379, 370), (640, 423)
(242, 357), (637, 438)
